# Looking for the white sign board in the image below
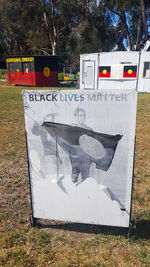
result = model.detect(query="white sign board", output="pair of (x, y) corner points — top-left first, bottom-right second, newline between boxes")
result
(23, 89), (137, 228)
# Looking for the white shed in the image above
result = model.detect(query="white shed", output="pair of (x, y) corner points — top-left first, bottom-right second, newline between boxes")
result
(80, 51), (150, 92)
(138, 52), (150, 92)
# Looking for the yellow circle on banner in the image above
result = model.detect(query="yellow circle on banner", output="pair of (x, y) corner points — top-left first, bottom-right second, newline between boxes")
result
(43, 67), (51, 77)
(16, 69), (19, 72)
(103, 69), (107, 74)
(128, 69), (133, 75)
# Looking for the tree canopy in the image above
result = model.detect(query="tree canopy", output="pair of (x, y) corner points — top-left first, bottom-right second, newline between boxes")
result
(0, 0), (149, 69)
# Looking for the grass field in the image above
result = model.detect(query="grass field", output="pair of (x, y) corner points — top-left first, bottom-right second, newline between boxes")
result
(0, 81), (150, 267)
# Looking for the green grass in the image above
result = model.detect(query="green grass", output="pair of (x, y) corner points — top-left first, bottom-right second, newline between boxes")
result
(0, 81), (150, 266)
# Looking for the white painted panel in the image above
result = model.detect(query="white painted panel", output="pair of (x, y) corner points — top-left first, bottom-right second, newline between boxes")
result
(98, 52), (139, 90)
(23, 89), (137, 227)
(138, 52), (150, 93)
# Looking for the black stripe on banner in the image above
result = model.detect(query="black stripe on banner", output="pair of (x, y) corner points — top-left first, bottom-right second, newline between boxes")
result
(99, 66), (111, 72)
(124, 65), (137, 72)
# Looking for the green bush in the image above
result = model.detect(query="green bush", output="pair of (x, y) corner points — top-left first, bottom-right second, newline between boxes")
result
(58, 72), (64, 80)
(0, 69), (7, 79)
(72, 73), (79, 80)
(58, 72), (79, 80)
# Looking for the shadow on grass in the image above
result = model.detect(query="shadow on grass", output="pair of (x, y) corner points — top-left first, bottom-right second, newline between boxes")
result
(130, 219), (150, 240)
(31, 218), (150, 239)
(14, 81), (79, 89)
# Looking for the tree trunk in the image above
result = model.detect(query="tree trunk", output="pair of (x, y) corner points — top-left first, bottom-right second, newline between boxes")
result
(110, 9), (133, 50)
(42, 0), (57, 55)
(141, 0), (148, 39)
(136, 11), (142, 50)
(122, 12), (132, 50)
(50, 34), (57, 55)
(136, 0), (148, 50)
(49, 0), (57, 55)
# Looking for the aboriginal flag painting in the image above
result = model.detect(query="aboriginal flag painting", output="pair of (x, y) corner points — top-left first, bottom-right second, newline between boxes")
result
(6, 56), (58, 86)
(123, 65), (137, 78)
(99, 66), (111, 78)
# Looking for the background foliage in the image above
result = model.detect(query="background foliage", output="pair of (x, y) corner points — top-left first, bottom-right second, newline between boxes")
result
(0, 0), (150, 71)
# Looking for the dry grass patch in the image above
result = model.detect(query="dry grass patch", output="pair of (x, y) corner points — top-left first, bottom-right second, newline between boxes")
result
(0, 81), (150, 266)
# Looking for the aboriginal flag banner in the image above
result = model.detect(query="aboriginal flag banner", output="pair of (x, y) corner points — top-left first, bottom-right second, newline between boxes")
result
(123, 65), (137, 78)
(99, 66), (111, 78)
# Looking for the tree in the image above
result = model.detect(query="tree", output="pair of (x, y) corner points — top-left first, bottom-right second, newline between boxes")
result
(136, 0), (150, 50)
(38, 0), (92, 55)
(1, 0), (149, 71)
(101, 0), (135, 50)
(102, 0), (150, 51)
(65, 1), (117, 69)
(0, 0), (33, 55)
